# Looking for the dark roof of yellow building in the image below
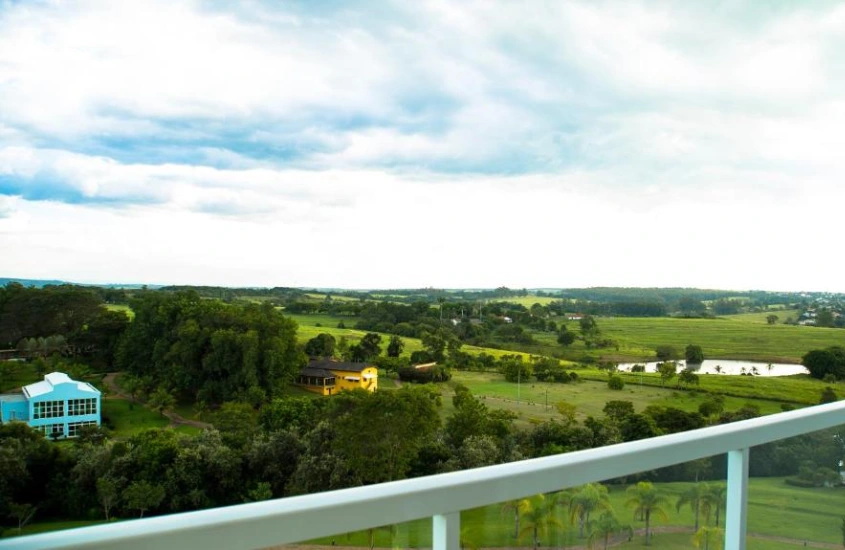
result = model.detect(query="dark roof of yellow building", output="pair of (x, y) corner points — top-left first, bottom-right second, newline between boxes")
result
(300, 367), (336, 378)
(307, 359), (372, 373)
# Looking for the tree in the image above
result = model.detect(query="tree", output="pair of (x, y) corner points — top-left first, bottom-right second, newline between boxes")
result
(304, 333), (336, 358)
(655, 346), (678, 361)
(519, 494), (563, 550)
(8, 502), (36, 534)
(386, 335), (404, 358)
(603, 400), (634, 421)
(803, 347), (845, 380)
(501, 498), (530, 539)
(692, 526), (724, 550)
(557, 329), (576, 347)
(120, 373), (144, 409)
(817, 309), (835, 328)
(244, 482), (273, 503)
(570, 483), (611, 539)
(821, 386), (839, 404)
(676, 482), (712, 533)
(678, 368), (700, 388)
(420, 328), (453, 362)
(707, 484), (726, 527)
(500, 355), (532, 383)
(685, 344), (704, 364)
(446, 386), (490, 449)
(148, 386), (175, 417)
(607, 376), (624, 390)
(678, 296), (705, 316)
(626, 481), (669, 546)
(556, 401), (577, 426)
(698, 396), (725, 419)
(579, 315), (598, 335)
(123, 481), (165, 518)
(332, 387), (440, 484)
(96, 477), (121, 521)
(588, 511), (632, 550)
(656, 362), (677, 388)
(766, 314), (779, 325)
(213, 401), (259, 449)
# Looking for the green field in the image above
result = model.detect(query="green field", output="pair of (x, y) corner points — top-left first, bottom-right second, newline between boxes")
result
(101, 398), (170, 435)
(495, 294), (561, 307)
(538, 315), (844, 363)
(288, 314), (535, 361)
(309, 477), (845, 548)
(723, 310), (801, 324)
(445, 371), (791, 426)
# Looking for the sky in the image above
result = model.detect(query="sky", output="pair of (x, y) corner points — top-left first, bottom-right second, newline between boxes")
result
(1, 1), (844, 292)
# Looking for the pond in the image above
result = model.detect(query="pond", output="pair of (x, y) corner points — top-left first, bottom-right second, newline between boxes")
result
(616, 359), (808, 377)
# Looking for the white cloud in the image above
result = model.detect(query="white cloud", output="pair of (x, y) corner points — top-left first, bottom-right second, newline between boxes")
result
(2, 1), (845, 291)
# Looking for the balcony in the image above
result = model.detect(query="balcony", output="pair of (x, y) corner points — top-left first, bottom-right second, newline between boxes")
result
(5, 400), (845, 550)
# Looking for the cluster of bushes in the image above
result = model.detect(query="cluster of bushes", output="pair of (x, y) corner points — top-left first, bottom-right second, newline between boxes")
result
(396, 364), (452, 383)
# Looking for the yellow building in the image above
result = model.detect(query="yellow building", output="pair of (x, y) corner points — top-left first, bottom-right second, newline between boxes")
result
(296, 359), (378, 396)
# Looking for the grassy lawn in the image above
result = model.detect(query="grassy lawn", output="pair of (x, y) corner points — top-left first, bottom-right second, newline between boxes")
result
(309, 477), (845, 548)
(446, 371), (793, 427)
(1, 520), (108, 538)
(724, 310), (801, 324)
(495, 294), (561, 307)
(578, 316), (843, 363)
(101, 398), (169, 435)
(0, 361), (40, 392)
(286, 309), (845, 365)
(576, 369), (830, 406)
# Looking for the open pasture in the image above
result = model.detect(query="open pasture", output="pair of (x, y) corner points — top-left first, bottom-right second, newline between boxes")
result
(544, 316), (844, 363)
(447, 370), (792, 427)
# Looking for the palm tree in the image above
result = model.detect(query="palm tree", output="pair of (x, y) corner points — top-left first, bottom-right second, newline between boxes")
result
(519, 494), (563, 550)
(570, 483), (611, 538)
(676, 481), (712, 533)
(501, 498), (530, 539)
(587, 511), (632, 550)
(626, 481), (669, 546)
(708, 484), (727, 527)
(692, 526), (724, 550)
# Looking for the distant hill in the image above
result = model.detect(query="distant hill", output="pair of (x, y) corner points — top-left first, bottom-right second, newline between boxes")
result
(0, 277), (160, 289)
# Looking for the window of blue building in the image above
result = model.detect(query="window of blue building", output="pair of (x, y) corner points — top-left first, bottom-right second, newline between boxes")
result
(33, 400), (65, 419)
(68, 398), (97, 416)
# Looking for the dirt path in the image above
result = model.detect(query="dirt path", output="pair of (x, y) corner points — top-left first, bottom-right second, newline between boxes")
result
(103, 372), (212, 430)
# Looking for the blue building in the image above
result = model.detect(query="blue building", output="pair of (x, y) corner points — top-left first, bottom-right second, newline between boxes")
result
(0, 372), (101, 438)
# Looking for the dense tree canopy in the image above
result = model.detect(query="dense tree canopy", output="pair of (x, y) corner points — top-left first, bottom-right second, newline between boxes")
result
(116, 291), (304, 404)
(0, 283), (129, 369)
(803, 347), (845, 380)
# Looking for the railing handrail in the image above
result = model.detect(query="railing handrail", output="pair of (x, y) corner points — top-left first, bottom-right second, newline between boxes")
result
(8, 400), (845, 550)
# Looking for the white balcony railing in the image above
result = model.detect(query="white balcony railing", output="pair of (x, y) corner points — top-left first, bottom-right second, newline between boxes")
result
(6, 400), (845, 550)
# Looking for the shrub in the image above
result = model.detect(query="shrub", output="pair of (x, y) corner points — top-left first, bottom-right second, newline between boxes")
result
(608, 375), (625, 390)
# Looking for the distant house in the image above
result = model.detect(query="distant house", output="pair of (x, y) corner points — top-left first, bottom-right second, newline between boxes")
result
(0, 372), (101, 438)
(296, 359), (378, 396)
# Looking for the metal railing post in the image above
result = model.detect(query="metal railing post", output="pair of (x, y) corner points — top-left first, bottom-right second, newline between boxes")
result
(725, 448), (749, 550)
(433, 512), (460, 550)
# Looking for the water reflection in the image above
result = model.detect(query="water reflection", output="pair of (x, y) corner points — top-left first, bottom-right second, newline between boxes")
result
(617, 359), (807, 377)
